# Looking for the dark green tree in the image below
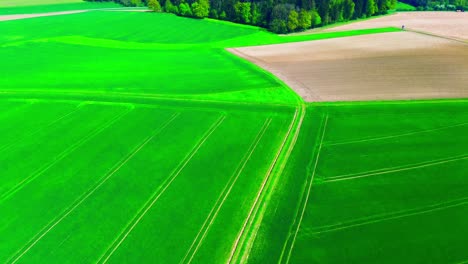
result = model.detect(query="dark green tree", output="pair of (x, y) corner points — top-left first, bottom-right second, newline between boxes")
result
(287, 10), (299, 31)
(179, 2), (193, 16)
(192, 0), (210, 18)
(297, 9), (312, 30)
(234, 2), (252, 23)
(148, 0), (163, 11)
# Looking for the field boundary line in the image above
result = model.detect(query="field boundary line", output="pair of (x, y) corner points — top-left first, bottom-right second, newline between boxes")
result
(7, 112), (180, 264)
(227, 104), (306, 264)
(227, 48), (323, 102)
(0, 104), (84, 155)
(99, 115), (226, 264)
(226, 109), (299, 264)
(324, 154), (468, 183)
(305, 196), (468, 235)
(283, 114), (328, 264)
(240, 104), (307, 264)
(181, 118), (272, 264)
(277, 113), (327, 263)
(0, 89), (297, 109)
(324, 121), (468, 147)
(0, 107), (133, 204)
(406, 29), (468, 46)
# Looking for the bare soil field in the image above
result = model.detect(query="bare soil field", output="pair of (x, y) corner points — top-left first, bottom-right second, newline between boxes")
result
(230, 32), (468, 102)
(314, 12), (468, 41)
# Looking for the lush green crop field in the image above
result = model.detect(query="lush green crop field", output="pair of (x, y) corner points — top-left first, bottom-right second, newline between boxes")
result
(0, 99), (297, 263)
(0, 11), (397, 105)
(0, 4), (466, 264)
(395, 1), (417, 11)
(248, 101), (468, 263)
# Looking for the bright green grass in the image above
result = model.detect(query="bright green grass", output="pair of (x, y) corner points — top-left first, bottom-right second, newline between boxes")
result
(0, 2), (121, 14)
(247, 100), (468, 263)
(395, 1), (417, 11)
(0, 11), (397, 105)
(0, 99), (294, 263)
(1, 5), (464, 264)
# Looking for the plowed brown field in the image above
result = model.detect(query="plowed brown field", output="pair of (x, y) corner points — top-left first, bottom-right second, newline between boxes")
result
(230, 31), (468, 102)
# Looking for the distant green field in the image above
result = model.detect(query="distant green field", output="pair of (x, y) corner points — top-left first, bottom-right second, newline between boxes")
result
(0, 2), (121, 14)
(0, 11), (397, 105)
(0, 5), (466, 264)
(395, 1), (417, 11)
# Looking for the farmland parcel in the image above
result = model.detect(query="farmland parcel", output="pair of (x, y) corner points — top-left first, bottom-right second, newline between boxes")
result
(0, 5), (466, 264)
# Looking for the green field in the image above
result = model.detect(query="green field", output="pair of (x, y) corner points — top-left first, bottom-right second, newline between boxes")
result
(248, 101), (468, 263)
(0, 5), (466, 264)
(0, 2), (122, 14)
(395, 1), (417, 11)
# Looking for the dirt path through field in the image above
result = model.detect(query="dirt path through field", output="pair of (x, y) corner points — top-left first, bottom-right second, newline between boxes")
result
(231, 31), (468, 102)
(0, 10), (87, 22)
(0, 8), (149, 22)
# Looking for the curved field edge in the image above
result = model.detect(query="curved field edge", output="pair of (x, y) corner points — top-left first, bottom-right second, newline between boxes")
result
(0, 8), (432, 263)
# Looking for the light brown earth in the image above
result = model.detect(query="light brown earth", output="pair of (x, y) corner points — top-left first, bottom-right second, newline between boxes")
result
(230, 31), (468, 102)
(0, 8), (149, 22)
(307, 12), (468, 41)
(0, 10), (86, 22)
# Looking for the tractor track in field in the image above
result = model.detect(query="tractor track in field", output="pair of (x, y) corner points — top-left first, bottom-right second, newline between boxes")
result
(323, 153), (468, 183)
(0, 107), (133, 205)
(324, 121), (468, 147)
(98, 115), (226, 263)
(0, 90), (298, 109)
(0, 104), (83, 155)
(302, 195), (468, 235)
(7, 113), (180, 264)
(280, 113), (328, 264)
(181, 118), (272, 264)
(227, 102), (306, 264)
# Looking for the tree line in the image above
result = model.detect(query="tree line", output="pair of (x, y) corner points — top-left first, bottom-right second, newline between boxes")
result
(85, 0), (397, 33)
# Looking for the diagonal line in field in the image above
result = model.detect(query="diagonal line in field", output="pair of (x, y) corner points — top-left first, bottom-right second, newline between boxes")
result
(0, 107), (133, 204)
(180, 118), (272, 264)
(305, 196), (468, 235)
(278, 114), (328, 264)
(99, 115), (227, 264)
(324, 154), (468, 183)
(0, 89), (296, 109)
(0, 104), (84, 155)
(324, 121), (468, 147)
(227, 105), (306, 264)
(239, 105), (308, 264)
(8, 112), (180, 264)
